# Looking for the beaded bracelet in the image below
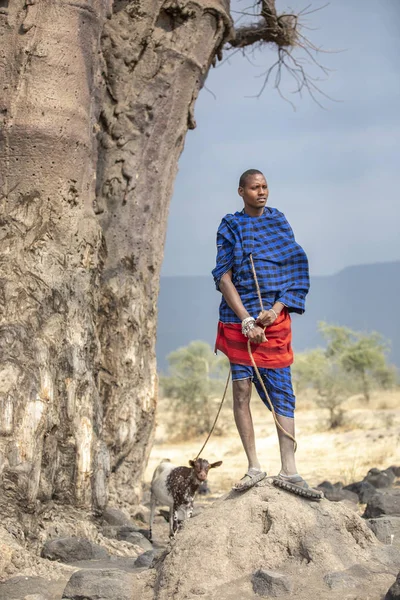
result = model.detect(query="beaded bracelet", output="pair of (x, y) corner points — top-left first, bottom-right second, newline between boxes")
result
(241, 317), (256, 337)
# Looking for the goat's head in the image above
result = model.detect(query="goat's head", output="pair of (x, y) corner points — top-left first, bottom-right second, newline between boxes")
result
(189, 458), (223, 482)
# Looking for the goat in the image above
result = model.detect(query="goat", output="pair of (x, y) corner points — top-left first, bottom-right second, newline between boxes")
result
(149, 457), (222, 541)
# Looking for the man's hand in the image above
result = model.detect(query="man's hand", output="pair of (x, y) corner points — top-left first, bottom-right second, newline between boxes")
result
(256, 309), (278, 328)
(247, 325), (267, 344)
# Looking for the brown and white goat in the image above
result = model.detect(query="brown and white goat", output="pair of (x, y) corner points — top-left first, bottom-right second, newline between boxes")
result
(149, 458), (222, 541)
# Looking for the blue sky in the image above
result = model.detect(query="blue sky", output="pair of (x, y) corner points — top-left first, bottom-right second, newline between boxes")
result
(162, 0), (400, 277)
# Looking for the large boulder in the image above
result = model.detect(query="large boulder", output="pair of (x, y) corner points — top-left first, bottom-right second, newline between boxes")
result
(153, 480), (399, 600)
(41, 537), (108, 563)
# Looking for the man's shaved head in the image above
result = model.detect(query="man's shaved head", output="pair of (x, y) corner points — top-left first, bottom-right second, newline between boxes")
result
(239, 169), (264, 188)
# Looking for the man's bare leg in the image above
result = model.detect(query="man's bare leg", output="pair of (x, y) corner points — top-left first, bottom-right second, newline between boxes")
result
(233, 379), (261, 471)
(276, 414), (297, 476)
(274, 413), (323, 498)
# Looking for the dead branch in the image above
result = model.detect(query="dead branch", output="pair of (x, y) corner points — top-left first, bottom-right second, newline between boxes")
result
(230, 0), (298, 49)
(226, 1), (333, 106)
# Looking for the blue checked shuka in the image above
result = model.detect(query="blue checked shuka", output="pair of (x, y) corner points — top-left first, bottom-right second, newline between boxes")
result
(212, 207), (310, 323)
(212, 207), (309, 418)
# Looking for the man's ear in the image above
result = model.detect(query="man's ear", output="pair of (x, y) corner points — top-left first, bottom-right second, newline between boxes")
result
(238, 187), (244, 198)
(210, 461), (223, 469)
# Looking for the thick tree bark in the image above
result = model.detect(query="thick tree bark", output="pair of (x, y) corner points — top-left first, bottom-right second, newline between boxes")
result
(96, 0), (231, 504)
(0, 0), (111, 511)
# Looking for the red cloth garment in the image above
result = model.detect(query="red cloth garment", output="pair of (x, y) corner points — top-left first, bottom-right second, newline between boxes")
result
(215, 309), (293, 369)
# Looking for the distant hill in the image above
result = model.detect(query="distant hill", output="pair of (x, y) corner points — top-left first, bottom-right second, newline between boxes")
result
(156, 261), (400, 372)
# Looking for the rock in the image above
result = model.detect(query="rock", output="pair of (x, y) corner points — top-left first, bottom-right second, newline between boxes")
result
(41, 536), (108, 563)
(389, 466), (400, 478)
(344, 481), (380, 504)
(364, 491), (400, 518)
(0, 576), (66, 600)
(102, 525), (152, 551)
(252, 569), (293, 597)
(324, 570), (359, 589)
(134, 550), (154, 568)
(364, 468), (396, 489)
(316, 480), (334, 491)
(102, 507), (135, 527)
(385, 571), (400, 600)
(316, 481), (358, 503)
(367, 516), (400, 546)
(61, 569), (136, 600)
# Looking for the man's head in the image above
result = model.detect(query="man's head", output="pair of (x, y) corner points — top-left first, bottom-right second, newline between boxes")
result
(238, 169), (269, 214)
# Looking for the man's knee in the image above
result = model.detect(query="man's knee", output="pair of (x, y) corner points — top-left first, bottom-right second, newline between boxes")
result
(233, 379), (252, 407)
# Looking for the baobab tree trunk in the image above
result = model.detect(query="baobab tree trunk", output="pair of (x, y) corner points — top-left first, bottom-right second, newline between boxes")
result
(0, 0), (231, 513)
(0, 0), (111, 511)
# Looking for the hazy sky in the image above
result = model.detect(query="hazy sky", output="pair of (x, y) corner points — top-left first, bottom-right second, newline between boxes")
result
(161, 0), (400, 277)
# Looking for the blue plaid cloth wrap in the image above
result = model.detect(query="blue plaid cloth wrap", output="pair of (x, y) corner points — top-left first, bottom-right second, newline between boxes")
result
(230, 363), (295, 418)
(212, 207), (310, 324)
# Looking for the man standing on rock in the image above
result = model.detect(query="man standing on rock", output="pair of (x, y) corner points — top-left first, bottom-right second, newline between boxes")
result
(212, 169), (323, 499)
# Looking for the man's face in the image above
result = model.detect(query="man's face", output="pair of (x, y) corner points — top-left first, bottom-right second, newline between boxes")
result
(238, 174), (269, 211)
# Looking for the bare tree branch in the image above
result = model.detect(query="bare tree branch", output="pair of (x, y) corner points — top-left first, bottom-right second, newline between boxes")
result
(224, 1), (334, 106)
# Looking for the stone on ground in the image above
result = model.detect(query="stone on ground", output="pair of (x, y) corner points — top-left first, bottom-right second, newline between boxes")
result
(41, 537), (108, 563)
(364, 468), (396, 489)
(364, 490), (400, 518)
(343, 481), (380, 504)
(252, 569), (293, 597)
(102, 507), (137, 527)
(102, 525), (152, 551)
(61, 569), (136, 600)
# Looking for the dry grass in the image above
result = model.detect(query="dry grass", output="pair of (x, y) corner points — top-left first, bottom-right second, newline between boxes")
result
(147, 389), (400, 493)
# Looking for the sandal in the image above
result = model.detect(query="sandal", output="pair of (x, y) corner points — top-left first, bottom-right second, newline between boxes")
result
(232, 468), (267, 492)
(273, 473), (324, 500)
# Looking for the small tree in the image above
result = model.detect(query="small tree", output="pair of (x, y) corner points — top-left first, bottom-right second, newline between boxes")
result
(292, 348), (354, 428)
(320, 324), (396, 402)
(160, 341), (229, 438)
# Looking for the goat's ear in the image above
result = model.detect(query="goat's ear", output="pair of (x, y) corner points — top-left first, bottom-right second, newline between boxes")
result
(210, 461), (223, 469)
(189, 460), (195, 467)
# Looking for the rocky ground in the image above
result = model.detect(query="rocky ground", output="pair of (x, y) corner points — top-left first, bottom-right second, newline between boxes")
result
(0, 391), (399, 599)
